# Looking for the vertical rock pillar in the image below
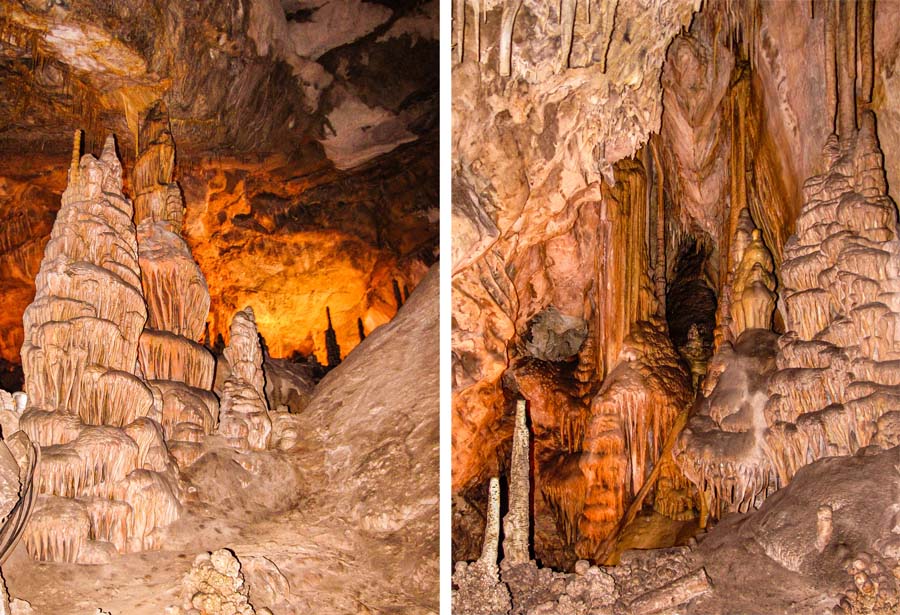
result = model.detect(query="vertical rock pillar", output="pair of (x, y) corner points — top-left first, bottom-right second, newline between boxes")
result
(19, 133), (181, 563)
(502, 399), (530, 566)
(132, 102), (219, 469)
(217, 308), (272, 451)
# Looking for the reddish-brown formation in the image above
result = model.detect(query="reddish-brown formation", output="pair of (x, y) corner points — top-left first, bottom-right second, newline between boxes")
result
(512, 322), (692, 562)
(19, 133), (182, 563)
(451, 0), (701, 506)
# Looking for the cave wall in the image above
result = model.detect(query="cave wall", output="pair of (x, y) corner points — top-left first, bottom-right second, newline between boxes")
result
(0, 154), (66, 365)
(452, 0), (700, 494)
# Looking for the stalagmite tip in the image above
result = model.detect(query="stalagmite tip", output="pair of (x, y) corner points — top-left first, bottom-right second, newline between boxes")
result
(70, 129), (82, 180)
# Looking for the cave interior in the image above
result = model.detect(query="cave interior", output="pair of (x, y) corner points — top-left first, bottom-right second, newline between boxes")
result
(0, 0), (439, 613)
(451, 0), (900, 613)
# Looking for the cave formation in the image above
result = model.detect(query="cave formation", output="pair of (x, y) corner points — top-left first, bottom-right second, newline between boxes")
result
(0, 0), (438, 613)
(452, 0), (900, 612)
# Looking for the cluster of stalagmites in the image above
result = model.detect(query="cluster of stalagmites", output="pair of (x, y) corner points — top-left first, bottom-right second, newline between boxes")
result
(167, 548), (273, 615)
(453, 402), (712, 615)
(16, 120), (300, 564)
(19, 135), (184, 563)
(676, 112), (900, 520)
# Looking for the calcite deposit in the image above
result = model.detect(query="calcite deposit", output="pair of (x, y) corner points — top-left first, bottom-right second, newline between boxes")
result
(19, 133), (183, 563)
(0, 0), (437, 612)
(217, 308), (271, 452)
(172, 549), (273, 615)
(453, 0), (900, 610)
(132, 106), (220, 471)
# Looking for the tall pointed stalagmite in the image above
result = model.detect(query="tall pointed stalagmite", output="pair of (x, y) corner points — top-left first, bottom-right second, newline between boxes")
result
(502, 399), (530, 566)
(479, 476), (501, 575)
(133, 102), (218, 469)
(20, 134), (182, 563)
(218, 307), (271, 451)
(325, 307), (341, 369)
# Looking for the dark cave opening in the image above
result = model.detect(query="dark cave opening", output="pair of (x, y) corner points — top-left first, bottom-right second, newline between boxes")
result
(666, 239), (717, 383)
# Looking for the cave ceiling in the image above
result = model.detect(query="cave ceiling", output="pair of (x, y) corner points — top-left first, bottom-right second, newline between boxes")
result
(0, 0), (439, 366)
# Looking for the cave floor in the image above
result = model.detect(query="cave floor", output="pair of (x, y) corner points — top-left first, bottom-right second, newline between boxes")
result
(3, 440), (430, 615)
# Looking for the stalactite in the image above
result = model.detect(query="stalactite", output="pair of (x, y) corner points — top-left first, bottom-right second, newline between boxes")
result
(858, 0), (873, 106)
(472, 0), (482, 62)
(824, 0), (836, 132)
(650, 140), (666, 317)
(836, 0), (857, 136)
(502, 399), (530, 566)
(455, 0), (466, 63)
(598, 0), (619, 74)
(499, 0), (524, 77)
(560, 0), (577, 70)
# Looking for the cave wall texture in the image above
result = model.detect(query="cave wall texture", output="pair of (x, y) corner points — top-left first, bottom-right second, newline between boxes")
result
(0, 0), (438, 367)
(452, 0), (900, 570)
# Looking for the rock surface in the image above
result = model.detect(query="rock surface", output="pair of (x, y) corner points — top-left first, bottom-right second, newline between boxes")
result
(4, 264), (439, 614)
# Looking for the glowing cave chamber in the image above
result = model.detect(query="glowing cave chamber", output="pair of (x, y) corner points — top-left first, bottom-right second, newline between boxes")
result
(0, 0), (439, 612)
(452, 0), (900, 613)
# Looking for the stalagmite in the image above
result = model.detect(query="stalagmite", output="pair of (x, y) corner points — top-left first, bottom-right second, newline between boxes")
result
(19, 132), (184, 562)
(479, 476), (501, 574)
(132, 103), (218, 469)
(731, 228), (776, 336)
(218, 308), (272, 451)
(502, 399), (530, 566)
(324, 307), (341, 369)
(679, 105), (900, 518)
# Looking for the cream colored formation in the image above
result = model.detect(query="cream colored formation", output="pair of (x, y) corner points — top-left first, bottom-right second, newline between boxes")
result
(18, 132), (182, 563)
(14, 108), (289, 565)
(675, 0), (900, 520)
